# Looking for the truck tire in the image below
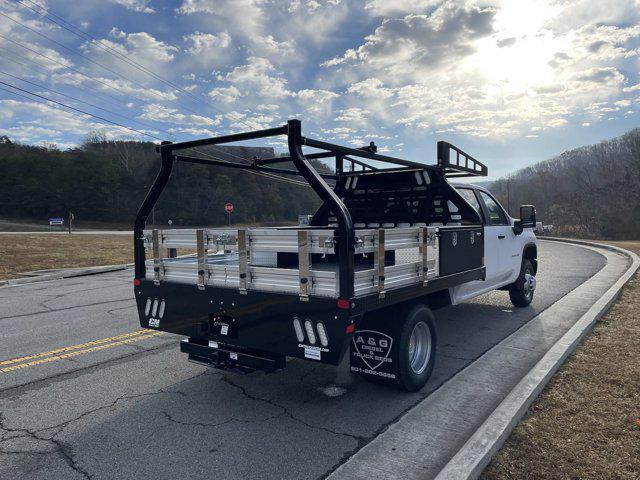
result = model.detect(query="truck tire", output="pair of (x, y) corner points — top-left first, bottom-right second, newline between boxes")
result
(395, 304), (437, 392)
(508, 258), (536, 307)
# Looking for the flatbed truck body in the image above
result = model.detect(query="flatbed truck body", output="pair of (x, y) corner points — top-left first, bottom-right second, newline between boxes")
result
(133, 120), (537, 390)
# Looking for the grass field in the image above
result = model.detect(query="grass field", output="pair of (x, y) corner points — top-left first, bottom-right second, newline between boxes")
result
(0, 234), (132, 280)
(482, 241), (640, 480)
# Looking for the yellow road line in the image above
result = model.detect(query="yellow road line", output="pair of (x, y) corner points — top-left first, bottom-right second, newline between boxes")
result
(0, 330), (152, 366)
(0, 330), (164, 373)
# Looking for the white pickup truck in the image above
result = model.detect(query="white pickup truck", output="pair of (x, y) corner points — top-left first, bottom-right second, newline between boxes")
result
(452, 183), (537, 308)
(134, 120), (538, 391)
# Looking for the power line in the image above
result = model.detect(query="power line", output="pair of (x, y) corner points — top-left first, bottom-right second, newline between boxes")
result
(0, 32), (164, 109)
(0, 79), (163, 140)
(0, 48), (155, 114)
(189, 148), (310, 187)
(15, 0), (198, 103)
(0, 8), (184, 108)
(11, 0), (261, 133)
(0, 68), (185, 140)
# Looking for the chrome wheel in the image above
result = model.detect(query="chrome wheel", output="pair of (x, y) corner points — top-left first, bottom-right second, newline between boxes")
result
(408, 321), (432, 375)
(524, 269), (536, 301)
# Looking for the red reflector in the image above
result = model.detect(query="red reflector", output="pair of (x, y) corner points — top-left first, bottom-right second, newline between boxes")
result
(345, 324), (355, 334)
(336, 298), (350, 310)
(133, 278), (141, 286)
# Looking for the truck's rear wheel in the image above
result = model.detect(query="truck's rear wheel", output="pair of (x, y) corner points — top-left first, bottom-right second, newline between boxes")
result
(508, 259), (536, 307)
(395, 304), (437, 392)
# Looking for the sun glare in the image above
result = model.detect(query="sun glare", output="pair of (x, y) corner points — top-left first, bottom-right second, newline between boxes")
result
(467, 0), (563, 93)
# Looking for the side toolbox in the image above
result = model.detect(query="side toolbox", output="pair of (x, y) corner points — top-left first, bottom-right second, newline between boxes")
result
(438, 226), (484, 276)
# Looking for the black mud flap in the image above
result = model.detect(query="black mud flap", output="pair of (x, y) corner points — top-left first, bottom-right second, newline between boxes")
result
(349, 323), (399, 381)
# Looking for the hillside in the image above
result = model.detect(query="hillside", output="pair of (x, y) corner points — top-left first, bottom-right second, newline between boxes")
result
(490, 129), (640, 240)
(0, 136), (327, 227)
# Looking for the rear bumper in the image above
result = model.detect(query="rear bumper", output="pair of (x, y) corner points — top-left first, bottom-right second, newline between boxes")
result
(135, 279), (352, 365)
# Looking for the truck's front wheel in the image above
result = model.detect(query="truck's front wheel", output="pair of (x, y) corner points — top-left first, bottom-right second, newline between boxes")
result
(508, 259), (536, 307)
(395, 304), (437, 392)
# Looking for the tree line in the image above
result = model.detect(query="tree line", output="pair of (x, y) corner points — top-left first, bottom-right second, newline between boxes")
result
(491, 128), (640, 240)
(0, 134), (324, 227)
(3, 127), (639, 239)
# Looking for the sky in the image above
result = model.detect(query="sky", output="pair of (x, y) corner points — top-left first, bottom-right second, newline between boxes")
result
(0, 0), (639, 178)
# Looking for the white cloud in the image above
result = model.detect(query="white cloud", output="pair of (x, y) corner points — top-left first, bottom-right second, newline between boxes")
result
(52, 72), (178, 101)
(222, 57), (292, 98)
(83, 29), (178, 75)
(346, 78), (392, 98)
(294, 89), (339, 116)
(0, 99), (144, 142)
(168, 127), (218, 136)
(323, 0), (640, 138)
(364, 0), (441, 17)
(208, 85), (242, 103)
(176, 0), (266, 37)
(184, 32), (232, 54)
(323, 4), (495, 80)
(335, 107), (369, 123)
(250, 35), (295, 59)
(139, 104), (220, 126)
(256, 104), (280, 111)
(109, 0), (155, 13)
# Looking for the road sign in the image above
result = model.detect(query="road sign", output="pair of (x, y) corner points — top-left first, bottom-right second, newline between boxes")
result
(49, 218), (64, 226)
(225, 203), (234, 213)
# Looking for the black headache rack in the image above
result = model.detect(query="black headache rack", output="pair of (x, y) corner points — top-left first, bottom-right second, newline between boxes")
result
(133, 120), (488, 370)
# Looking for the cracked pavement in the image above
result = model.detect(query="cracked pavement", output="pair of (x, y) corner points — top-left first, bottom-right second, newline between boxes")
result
(0, 241), (606, 479)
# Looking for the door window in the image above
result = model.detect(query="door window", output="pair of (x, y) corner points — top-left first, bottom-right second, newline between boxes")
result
(456, 188), (481, 215)
(477, 191), (508, 225)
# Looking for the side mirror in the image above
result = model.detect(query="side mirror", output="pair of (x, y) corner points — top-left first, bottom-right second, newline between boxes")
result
(513, 205), (536, 235)
(520, 205), (536, 228)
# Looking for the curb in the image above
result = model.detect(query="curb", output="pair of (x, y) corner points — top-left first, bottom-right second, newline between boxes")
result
(433, 239), (639, 480)
(0, 264), (131, 287)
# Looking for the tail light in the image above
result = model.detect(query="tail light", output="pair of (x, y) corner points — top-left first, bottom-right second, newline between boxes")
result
(316, 322), (328, 347)
(304, 320), (316, 345)
(292, 317), (305, 342)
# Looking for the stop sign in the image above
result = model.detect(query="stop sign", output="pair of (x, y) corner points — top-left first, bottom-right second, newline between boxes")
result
(225, 202), (234, 213)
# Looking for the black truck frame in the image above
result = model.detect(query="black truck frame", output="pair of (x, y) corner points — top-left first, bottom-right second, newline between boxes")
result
(133, 119), (489, 390)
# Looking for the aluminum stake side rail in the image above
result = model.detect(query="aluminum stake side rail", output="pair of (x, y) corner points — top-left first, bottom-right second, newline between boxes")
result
(133, 119), (500, 391)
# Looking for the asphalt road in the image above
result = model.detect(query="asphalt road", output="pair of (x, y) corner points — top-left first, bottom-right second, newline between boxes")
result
(0, 240), (606, 480)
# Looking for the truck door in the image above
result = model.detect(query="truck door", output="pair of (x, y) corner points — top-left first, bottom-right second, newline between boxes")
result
(449, 188), (501, 303)
(476, 190), (515, 285)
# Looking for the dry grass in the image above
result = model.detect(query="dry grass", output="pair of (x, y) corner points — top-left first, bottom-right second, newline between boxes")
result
(482, 241), (640, 480)
(0, 234), (132, 280)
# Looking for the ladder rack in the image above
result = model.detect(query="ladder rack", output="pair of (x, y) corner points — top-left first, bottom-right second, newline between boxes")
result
(437, 141), (488, 178)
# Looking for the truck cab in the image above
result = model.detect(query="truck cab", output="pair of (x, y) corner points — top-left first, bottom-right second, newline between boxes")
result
(452, 184), (537, 306)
